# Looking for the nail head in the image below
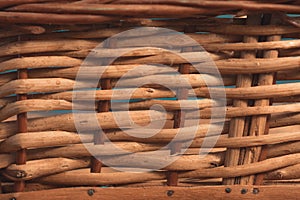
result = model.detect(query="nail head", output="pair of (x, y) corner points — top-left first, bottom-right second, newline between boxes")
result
(253, 188), (260, 194)
(225, 188), (232, 193)
(167, 190), (174, 197)
(87, 189), (95, 196)
(241, 188), (248, 194)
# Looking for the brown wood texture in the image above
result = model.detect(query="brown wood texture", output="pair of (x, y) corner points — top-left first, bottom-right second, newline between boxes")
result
(0, 0), (299, 197)
(167, 26), (194, 186)
(246, 14), (281, 185)
(223, 14), (261, 185)
(14, 52), (28, 192)
(0, 186), (300, 200)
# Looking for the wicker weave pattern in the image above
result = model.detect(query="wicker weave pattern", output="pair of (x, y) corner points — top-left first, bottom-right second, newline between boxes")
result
(0, 0), (299, 195)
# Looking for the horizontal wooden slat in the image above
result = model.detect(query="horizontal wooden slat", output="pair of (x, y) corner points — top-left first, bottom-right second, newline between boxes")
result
(0, 185), (299, 200)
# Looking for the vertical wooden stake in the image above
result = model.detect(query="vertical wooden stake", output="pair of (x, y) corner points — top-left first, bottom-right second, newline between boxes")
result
(167, 26), (194, 186)
(91, 78), (112, 173)
(14, 68), (28, 192)
(166, 64), (189, 186)
(253, 16), (281, 185)
(90, 34), (114, 174)
(223, 14), (262, 185)
(238, 14), (281, 185)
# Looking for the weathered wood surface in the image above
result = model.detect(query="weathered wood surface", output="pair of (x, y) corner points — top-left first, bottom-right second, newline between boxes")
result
(1, 186), (300, 200)
(0, 0), (299, 196)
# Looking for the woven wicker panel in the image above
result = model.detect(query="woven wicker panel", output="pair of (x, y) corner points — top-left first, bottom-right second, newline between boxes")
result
(0, 0), (299, 197)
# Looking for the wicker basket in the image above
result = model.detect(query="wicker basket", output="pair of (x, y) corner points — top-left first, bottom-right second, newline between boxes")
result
(0, 1), (300, 199)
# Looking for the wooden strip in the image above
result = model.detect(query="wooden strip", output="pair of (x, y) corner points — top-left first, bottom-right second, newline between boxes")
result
(191, 132), (300, 149)
(7, 86), (175, 101)
(111, 74), (234, 88)
(26, 142), (162, 158)
(0, 39), (98, 57)
(0, 56), (82, 73)
(0, 99), (74, 122)
(198, 103), (300, 119)
(3, 154), (223, 180)
(68, 31), (241, 44)
(1, 183), (57, 194)
(0, 25), (45, 38)
(0, 98), (218, 122)
(0, 12), (115, 24)
(2, 80), (299, 102)
(0, 78), (95, 98)
(103, 153), (224, 171)
(69, 17), (240, 29)
(10, 1), (300, 15)
(15, 56), (28, 192)
(112, 0), (300, 13)
(0, 73), (15, 88)
(103, 103), (292, 121)
(199, 25), (300, 36)
(0, 110), (173, 139)
(180, 153), (300, 179)
(137, 23), (300, 36)
(114, 99), (222, 111)
(50, 26), (168, 40)
(194, 82), (300, 99)
(265, 164), (300, 180)
(0, 0), (73, 9)
(269, 112), (300, 128)
(51, 49), (226, 62)
(0, 131), (87, 153)
(0, 154), (14, 169)
(42, 49), (224, 63)
(113, 77), (233, 91)
(0, 185), (299, 200)
(281, 48), (300, 57)
(4, 158), (90, 181)
(8, 3), (222, 16)
(0, 78), (76, 98)
(264, 179), (300, 185)
(278, 69), (300, 81)
(268, 141), (300, 158)
(102, 123), (298, 143)
(204, 39), (300, 52)
(37, 169), (165, 186)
